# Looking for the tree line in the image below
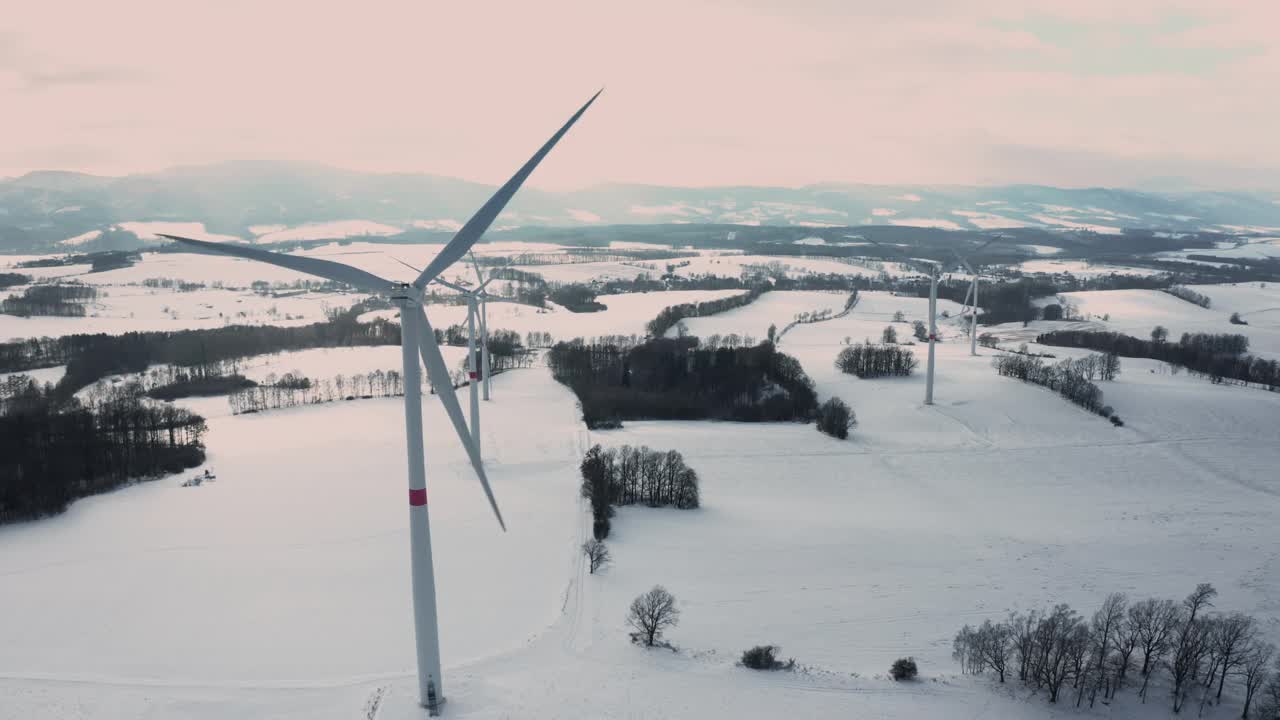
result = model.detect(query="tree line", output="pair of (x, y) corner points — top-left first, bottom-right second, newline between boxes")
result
(1, 376), (207, 522)
(646, 286), (770, 338)
(1164, 285), (1212, 308)
(1, 283), (99, 317)
(993, 351), (1122, 422)
(0, 273), (31, 289)
(952, 584), (1279, 717)
(548, 337), (818, 429)
(229, 370), (406, 414)
(0, 301), (401, 398)
(835, 342), (919, 378)
(1036, 329), (1277, 390)
(580, 443), (700, 539)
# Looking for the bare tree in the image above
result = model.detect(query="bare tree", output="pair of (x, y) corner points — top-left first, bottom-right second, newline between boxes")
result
(1213, 613), (1258, 701)
(582, 540), (610, 574)
(1087, 593), (1127, 706)
(1170, 583), (1217, 713)
(975, 619), (1014, 683)
(627, 585), (680, 647)
(1238, 641), (1274, 720)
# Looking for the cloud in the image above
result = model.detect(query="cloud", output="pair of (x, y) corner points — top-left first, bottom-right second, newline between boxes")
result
(0, 31), (140, 92)
(0, 0), (1276, 189)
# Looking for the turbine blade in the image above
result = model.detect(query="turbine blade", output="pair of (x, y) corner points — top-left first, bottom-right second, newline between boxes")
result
(413, 89), (602, 288)
(950, 249), (975, 276)
(434, 277), (469, 293)
(161, 234), (393, 293)
(412, 306), (507, 531)
(468, 250), (486, 287)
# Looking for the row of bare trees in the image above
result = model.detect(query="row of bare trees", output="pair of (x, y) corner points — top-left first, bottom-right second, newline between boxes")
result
(580, 444), (700, 539)
(953, 584), (1279, 717)
(993, 351), (1120, 419)
(229, 370), (406, 414)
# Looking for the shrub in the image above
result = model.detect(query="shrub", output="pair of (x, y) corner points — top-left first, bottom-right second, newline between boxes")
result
(816, 397), (855, 439)
(741, 645), (794, 670)
(1109, 415), (1124, 427)
(1230, 312), (1248, 325)
(593, 516), (611, 540)
(890, 657), (919, 681)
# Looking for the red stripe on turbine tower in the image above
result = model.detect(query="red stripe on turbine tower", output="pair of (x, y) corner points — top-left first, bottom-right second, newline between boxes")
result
(409, 488), (428, 506)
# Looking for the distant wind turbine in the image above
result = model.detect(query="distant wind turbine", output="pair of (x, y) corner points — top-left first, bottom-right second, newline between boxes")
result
(952, 236), (1000, 357)
(868, 239), (942, 405)
(158, 88), (600, 715)
(433, 272), (521, 453)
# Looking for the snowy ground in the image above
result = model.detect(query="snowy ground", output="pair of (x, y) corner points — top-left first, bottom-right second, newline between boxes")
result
(669, 290), (851, 341)
(2, 289), (1278, 718)
(1015, 259), (1164, 278)
(1050, 286), (1280, 359)
(0, 286), (362, 343)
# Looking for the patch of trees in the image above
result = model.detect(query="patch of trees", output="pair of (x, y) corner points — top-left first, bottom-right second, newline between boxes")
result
(142, 277), (206, 292)
(0, 273), (31, 289)
(0, 376), (207, 522)
(1, 283), (98, 317)
(579, 444), (700, 539)
(835, 342), (918, 379)
(1036, 329), (1276, 390)
(993, 352), (1121, 421)
(1230, 312), (1248, 325)
(548, 283), (606, 312)
(646, 286), (769, 338)
(1163, 285), (1212, 308)
(549, 338), (818, 428)
(15, 251), (136, 270)
(487, 267), (549, 307)
(146, 374), (256, 400)
(952, 584), (1279, 717)
(816, 397), (855, 439)
(229, 370), (406, 414)
(0, 301), (400, 398)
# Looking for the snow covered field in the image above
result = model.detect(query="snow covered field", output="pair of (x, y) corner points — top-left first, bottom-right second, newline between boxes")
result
(0, 286), (362, 343)
(670, 290), (851, 341)
(2, 283), (1278, 717)
(1052, 286), (1280, 359)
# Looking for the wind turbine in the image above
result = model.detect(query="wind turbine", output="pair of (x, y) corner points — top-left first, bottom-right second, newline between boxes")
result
(432, 274), (493, 453)
(952, 236), (1000, 357)
(158, 89), (600, 715)
(466, 252), (496, 402)
(868, 239), (942, 405)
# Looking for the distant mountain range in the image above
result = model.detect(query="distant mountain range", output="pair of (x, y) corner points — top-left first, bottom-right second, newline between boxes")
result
(2, 161), (1279, 253)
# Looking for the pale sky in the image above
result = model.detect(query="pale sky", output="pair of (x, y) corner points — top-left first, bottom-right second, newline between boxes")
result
(2, 0), (1277, 190)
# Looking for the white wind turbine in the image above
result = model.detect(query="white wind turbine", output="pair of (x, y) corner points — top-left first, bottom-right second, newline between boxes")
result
(868, 239), (942, 405)
(430, 272), (501, 453)
(952, 236), (1000, 357)
(159, 89), (600, 715)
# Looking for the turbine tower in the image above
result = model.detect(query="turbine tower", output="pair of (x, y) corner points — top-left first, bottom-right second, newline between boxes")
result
(158, 89), (600, 715)
(952, 235), (1000, 357)
(868, 239), (941, 405)
(433, 275), (495, 452)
